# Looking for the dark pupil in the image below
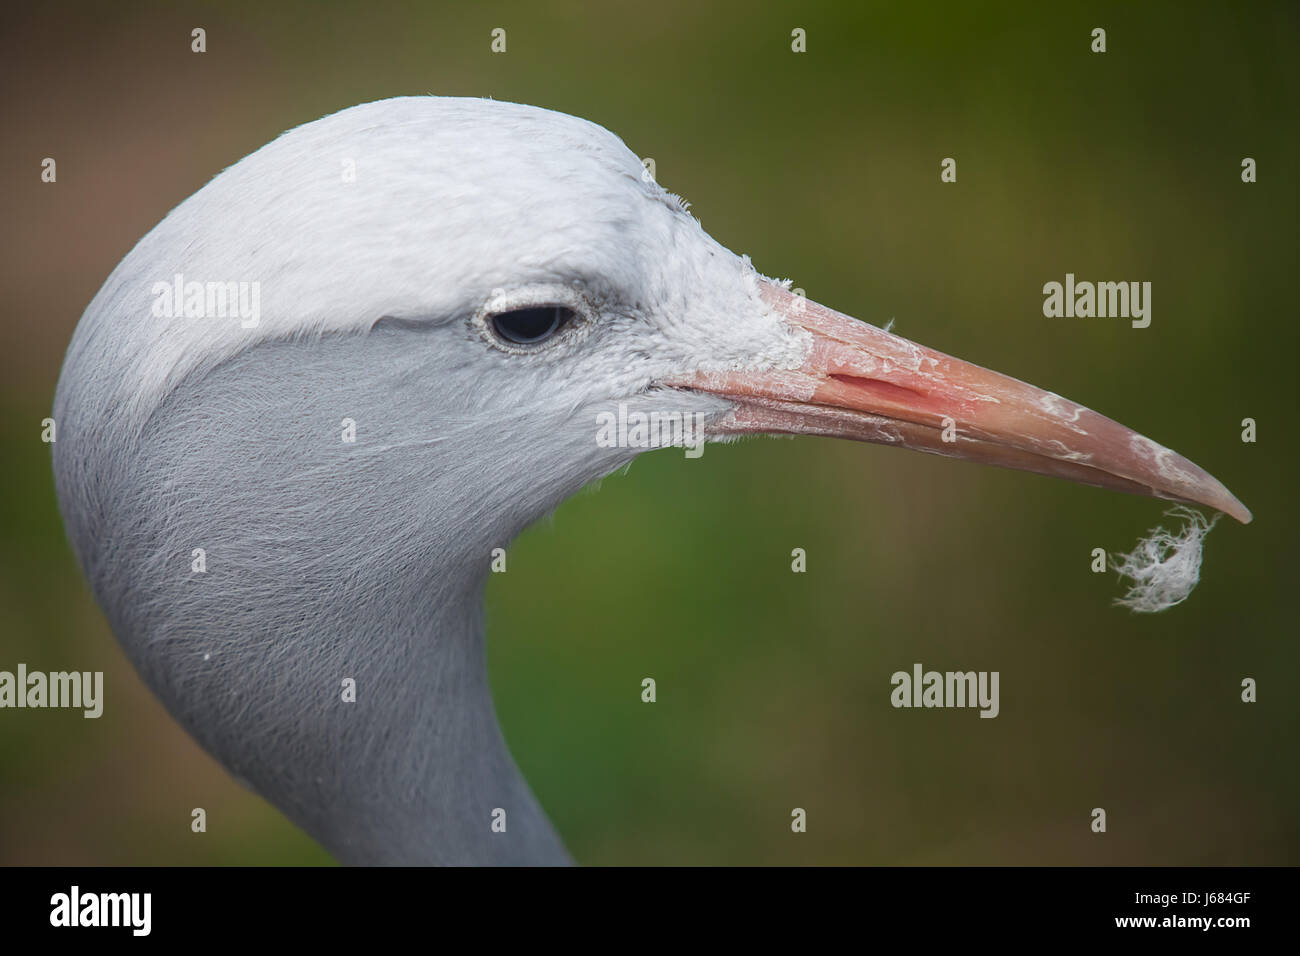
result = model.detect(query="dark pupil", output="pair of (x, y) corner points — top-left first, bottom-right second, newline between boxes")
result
(492, 306), (567, 344)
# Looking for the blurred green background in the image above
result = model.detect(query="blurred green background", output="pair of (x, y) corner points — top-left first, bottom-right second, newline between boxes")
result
(1, 0), (1296, 865)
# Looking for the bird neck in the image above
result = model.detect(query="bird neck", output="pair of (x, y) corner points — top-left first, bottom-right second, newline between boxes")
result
(68, 332), (580, 865)
(262, 580), (571, 866)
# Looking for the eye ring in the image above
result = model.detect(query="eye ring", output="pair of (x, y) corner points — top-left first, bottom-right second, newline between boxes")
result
(473, 284), (595, 355)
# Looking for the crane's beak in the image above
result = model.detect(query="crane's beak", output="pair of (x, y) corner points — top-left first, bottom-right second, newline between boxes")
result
(668, 281), (1251, 524)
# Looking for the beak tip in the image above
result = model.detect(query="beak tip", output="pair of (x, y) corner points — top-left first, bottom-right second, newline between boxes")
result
(1195, 483), (1251, 525)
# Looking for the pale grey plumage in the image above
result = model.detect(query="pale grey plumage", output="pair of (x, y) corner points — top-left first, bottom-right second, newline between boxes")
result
(53, 97), (798, 864)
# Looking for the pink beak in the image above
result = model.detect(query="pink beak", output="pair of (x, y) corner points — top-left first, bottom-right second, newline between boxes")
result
(669, 281), (1251, 524)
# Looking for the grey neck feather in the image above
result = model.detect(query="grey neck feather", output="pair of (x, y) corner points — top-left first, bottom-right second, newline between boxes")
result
(53, 325), (665, 865)
(230, 566), (570, 866)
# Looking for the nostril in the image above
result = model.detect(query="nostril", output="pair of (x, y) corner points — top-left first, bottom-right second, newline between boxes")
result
(828, 374), (930, 406)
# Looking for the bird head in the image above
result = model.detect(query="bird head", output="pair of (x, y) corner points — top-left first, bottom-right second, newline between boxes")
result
(55, 92), (1255, 663)
(57, 95), (1250, 628)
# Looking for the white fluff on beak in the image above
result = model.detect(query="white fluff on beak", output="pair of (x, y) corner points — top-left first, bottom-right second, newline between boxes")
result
(1110, 508), (1219, 613)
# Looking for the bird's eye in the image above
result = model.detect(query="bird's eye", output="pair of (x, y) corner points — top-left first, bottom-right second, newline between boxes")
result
(489, 306), (575, 346)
